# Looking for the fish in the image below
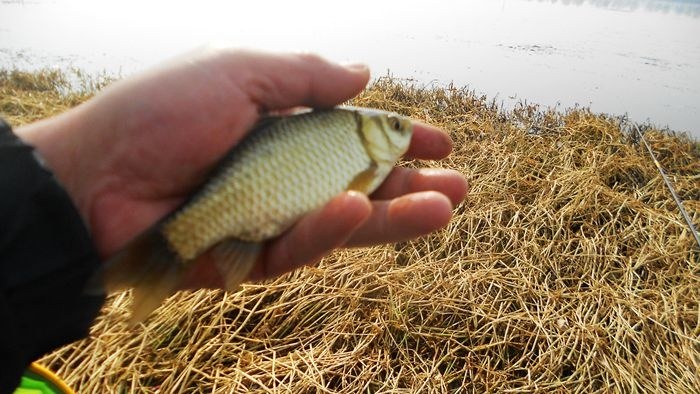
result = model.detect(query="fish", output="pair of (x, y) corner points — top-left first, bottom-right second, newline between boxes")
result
(89, 106), (414, 323)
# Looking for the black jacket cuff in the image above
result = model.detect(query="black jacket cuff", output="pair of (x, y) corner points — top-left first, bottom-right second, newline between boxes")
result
(0, 118), (105, 393)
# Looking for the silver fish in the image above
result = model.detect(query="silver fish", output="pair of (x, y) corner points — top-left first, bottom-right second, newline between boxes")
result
(92, 106), (413, 322)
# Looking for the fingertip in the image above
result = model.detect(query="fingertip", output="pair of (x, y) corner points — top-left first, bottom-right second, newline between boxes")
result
(343, 63), (370, 73)
(389, 191), (454, 233)
(235, 51), (371, 110)
(407, 168), (469, 207)
(334, 190), (372, 225)
(407, 122), (453, 160)
(342, 63), (371, 86)
(442, 169), (470, 206)
(374, 168), (469, 208)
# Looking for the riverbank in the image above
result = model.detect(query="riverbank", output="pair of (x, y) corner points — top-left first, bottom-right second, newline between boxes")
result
(3, 69), (698, 393)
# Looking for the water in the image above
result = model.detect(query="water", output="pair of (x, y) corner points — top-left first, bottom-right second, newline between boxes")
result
(1, 0), (699, 138)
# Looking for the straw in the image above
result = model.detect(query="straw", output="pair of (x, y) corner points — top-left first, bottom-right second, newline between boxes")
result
(2, 69), (698, 393)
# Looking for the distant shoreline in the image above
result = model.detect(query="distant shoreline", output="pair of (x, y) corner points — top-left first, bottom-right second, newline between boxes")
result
(2, 66), (697, 143)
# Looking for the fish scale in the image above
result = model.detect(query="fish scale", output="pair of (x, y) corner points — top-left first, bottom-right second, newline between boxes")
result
(92, 107), (413, 323)
(162, 110), (372, 261)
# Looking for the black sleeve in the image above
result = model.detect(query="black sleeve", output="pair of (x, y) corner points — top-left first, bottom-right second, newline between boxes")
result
(0, 119), (105, 393)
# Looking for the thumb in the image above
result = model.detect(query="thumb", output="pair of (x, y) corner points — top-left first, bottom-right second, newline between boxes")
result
(209, 49), (371, 111)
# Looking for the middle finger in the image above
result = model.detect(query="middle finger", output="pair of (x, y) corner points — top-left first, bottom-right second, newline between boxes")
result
(371, 167), (469, 206)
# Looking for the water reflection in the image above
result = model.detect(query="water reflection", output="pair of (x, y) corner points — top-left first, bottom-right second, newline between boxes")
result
(0, 0), (698, 137)
(529, 0), (700, 16)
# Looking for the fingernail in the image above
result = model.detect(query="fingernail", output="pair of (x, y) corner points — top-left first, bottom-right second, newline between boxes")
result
(344, 63), (369, 72)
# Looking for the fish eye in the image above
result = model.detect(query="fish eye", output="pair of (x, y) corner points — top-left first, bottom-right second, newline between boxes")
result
(389, 117), (402, 131)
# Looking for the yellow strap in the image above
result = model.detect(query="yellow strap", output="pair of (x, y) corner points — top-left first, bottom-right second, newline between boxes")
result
(27, 363), (75, 394)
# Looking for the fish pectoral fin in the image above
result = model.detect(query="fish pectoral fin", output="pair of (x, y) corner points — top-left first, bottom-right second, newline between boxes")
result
(347, 162), (379, 194)
(210, 239), (261, 292)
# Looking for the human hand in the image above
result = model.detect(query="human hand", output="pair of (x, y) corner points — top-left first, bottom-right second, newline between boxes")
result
(16, 48), (468, 286)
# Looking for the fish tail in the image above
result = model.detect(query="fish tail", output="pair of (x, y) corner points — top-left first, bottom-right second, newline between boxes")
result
(85, 228), (183, 325)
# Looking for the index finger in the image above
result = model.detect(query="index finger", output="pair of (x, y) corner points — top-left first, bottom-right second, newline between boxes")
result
(405, 122), (453, 160)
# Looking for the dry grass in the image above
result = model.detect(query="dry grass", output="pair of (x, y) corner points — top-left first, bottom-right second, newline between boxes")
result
(2, 69), (699, 393)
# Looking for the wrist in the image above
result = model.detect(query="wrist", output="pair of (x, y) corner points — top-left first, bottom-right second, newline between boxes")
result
(14, 104), (96, 225)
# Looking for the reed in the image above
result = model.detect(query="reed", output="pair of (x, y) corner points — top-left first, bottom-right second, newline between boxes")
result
(2, 69), (698, 393)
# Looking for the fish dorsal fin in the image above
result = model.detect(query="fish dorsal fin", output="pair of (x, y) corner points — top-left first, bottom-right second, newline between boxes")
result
(250, 108), (315, 134)
(249, 115), (283, 134)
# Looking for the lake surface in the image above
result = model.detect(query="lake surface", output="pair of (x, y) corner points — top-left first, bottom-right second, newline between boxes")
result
(1, 0), (699, 138)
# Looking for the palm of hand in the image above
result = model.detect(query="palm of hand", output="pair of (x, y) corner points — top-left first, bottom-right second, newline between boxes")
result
(19, 49), (468, 286)
(82, 58), (261, 258)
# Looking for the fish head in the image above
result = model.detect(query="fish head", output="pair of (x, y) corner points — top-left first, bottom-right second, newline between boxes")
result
(357, 109), (413, 165)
